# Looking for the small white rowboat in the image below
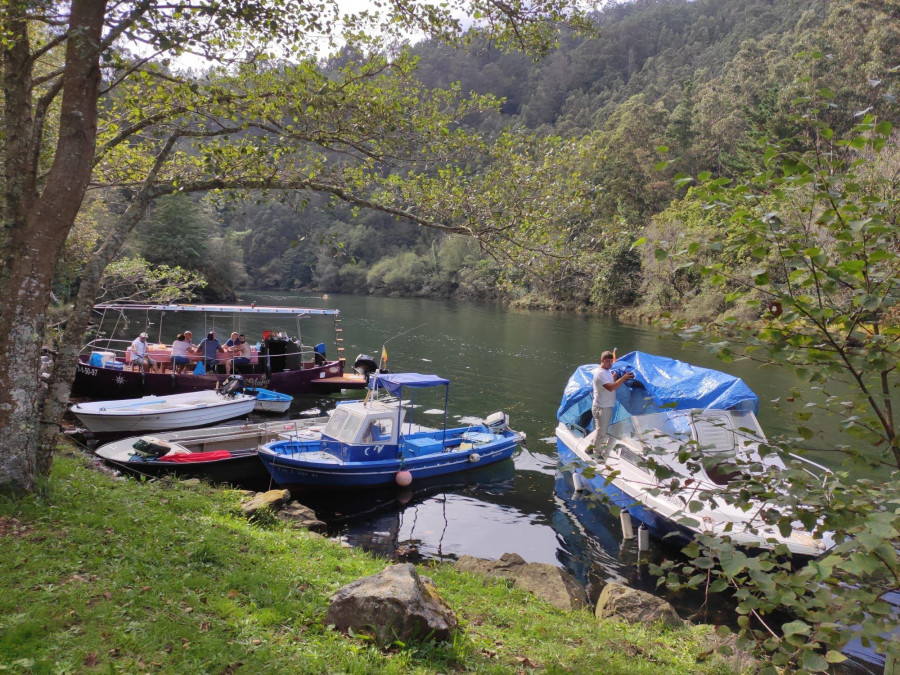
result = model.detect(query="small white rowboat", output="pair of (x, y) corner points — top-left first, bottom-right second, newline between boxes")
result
(70, 389), (257, 433)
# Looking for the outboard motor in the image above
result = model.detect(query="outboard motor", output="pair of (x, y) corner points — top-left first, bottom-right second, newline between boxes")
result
(132, 436), (174, 458)
(353, 354), (386, 382)
(484, 411), (509, 432)
(220, 374), (245, 398)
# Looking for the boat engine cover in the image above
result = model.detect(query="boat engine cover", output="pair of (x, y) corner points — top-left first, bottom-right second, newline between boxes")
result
(220, 374), (245, 398)
(132, 436), (173, 458)
(484, 411), (509, 431)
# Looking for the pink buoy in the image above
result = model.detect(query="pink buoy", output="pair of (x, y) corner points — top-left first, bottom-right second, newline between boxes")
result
(395, 470), (412, 487)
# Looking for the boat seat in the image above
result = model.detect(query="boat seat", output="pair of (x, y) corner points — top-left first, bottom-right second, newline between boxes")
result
(462, 431), (495, 444)
(691, 413), (737, 454)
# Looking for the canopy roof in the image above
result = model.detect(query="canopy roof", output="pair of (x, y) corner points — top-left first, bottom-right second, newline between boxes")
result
(93, 303), (340, 316)
(557, 351), (758, 428)
(369, 372), (450, 396)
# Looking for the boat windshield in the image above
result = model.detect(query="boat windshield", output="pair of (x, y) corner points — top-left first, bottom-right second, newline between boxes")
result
(630, 411), (694, 443)
(324, 407), (357, 440)
(323, 403), (401, 444)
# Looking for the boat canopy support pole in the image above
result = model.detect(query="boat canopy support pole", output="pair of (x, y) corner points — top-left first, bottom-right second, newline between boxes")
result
(442, 383), (449, 445)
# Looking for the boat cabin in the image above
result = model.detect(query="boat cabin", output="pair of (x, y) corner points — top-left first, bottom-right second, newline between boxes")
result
(323, 400), (405, 446)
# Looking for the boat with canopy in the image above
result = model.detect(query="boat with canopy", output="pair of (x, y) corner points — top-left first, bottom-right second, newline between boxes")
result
(257, 372), (524, 489)
(72, 303), (366, 399)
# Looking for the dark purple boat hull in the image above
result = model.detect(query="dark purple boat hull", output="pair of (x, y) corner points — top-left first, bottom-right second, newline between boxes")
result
(73, 356), (364, 400)
(102, 451), (270, 485)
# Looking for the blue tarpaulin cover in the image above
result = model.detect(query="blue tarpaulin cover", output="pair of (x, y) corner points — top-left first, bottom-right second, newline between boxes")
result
(369, 372), (450, 397)
(556, 351), (758, 428)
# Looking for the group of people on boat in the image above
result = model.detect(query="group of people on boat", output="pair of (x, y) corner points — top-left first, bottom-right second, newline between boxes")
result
(128, 330), (252, 375)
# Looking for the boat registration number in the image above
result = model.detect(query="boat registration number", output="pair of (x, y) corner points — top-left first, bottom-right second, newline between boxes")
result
(79, 366), (98, 376)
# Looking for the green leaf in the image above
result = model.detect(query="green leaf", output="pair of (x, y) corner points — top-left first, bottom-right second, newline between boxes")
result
(825, 650), (848, 664)
(782, 620), (811, 638)
(801, 650), (829, 672)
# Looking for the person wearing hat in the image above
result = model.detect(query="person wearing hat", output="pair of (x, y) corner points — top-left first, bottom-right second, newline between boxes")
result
(129, 332), (159, 373)
(590, 350), (634, 453)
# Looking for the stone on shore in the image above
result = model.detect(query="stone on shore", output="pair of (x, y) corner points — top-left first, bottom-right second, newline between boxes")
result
(277, 502), (327, 532)
(594, 582), (683, 628)
(454, 552), (588, 610)
(326, 563), (457, 644)
(241, 488), (291, 516)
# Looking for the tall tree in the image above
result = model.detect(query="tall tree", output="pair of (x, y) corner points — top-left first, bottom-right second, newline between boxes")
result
(0, 0), (591, 494)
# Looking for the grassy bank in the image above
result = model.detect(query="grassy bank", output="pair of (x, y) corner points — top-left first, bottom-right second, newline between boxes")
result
(0, 448), (731, 674)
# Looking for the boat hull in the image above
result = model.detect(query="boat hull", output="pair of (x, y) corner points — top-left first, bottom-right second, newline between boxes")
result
(254, 400), (291, 414)
(556, 428), (694, 547)
(71, 392), (258, 433)
(102, 451), (269, 483)
(94, 419), (326, 483)
(73, 356), (364, 400)
(555, 423), (827, 557)
(258, 436), (519, 489)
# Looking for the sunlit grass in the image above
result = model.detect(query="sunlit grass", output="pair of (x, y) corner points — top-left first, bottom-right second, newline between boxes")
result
(0, 449), (732, 673)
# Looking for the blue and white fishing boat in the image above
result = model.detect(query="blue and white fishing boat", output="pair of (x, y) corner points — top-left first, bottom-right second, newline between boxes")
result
(258, 372), (523, 489)
(556, 352), (833, 557)
(246, 387), (293, 414)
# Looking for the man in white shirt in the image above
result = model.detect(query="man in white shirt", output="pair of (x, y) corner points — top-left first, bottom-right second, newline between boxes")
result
(591, 350), (634, 453)
(129, 332), (159, 373)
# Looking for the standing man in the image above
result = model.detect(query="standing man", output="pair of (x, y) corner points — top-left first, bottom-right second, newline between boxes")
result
(591, 350), (634, 453)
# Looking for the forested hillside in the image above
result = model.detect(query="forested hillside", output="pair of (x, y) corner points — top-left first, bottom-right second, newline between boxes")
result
(119, 0), (900, 320)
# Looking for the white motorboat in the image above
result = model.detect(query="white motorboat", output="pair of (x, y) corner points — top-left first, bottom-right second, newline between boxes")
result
(556, 352), (834, 558)
(71, 388), (257, 433)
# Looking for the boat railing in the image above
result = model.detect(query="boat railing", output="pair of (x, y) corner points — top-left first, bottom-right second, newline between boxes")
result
(79, 339), (132, 363)
(787, 452), (834, 486)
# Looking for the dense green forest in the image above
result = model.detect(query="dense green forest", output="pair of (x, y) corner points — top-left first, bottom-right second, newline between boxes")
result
(106, 0), (899, 319)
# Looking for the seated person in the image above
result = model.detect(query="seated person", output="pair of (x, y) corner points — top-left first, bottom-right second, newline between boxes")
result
(191, 331), (221, 373)
(170, 333), (192, 374)
(227, 333), (252, 374)
(128, 332), (159, 372)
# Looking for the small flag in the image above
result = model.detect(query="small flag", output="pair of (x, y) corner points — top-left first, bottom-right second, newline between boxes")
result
(381, 345), (388, 365)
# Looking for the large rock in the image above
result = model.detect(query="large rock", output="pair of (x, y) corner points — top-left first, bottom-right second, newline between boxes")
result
(277, 502), (327, 532)
(454, 552), (588, 611)
(595, 582), (683, 628)
(241, 488), (291, 516)
(326, 563), (457, 644)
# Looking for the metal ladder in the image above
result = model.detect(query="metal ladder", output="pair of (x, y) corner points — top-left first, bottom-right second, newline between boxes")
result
(333, 315), (345, 357)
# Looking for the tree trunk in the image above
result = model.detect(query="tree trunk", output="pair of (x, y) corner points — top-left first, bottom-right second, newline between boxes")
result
(0, 0), (108, 495)
(38, 192), (157, 466)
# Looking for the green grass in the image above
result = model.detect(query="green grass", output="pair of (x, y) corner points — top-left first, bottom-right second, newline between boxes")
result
(0, 448), (733, 674)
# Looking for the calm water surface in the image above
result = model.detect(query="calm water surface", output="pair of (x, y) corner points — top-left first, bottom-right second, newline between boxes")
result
(225, 291), (851, 616)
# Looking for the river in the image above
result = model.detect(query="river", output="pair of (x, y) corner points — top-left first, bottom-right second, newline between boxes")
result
(225, 291), (862, 611)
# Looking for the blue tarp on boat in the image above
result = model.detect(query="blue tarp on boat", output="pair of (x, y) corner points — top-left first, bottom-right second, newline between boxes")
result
(369, 372), (450, 397)
(556, 351), (758, 429)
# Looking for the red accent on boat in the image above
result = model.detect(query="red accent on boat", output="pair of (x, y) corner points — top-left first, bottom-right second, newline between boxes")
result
(160, 451), (232, 463)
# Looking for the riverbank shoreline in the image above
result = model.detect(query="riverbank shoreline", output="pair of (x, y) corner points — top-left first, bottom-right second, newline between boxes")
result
(0, 445), (733, 673)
